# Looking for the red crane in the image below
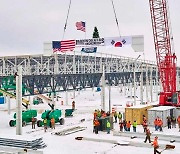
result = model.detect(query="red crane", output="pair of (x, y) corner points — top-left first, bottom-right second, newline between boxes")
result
(149, 0), (180, 106)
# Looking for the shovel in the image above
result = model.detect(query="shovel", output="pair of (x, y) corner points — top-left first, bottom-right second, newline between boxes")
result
(160, 144), (175, 153)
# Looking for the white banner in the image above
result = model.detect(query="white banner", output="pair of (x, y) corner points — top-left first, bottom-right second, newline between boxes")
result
(104, 36), (132, 47)
(76, 38), (104, 47)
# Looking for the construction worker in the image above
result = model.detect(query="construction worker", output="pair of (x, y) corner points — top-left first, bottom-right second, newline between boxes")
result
(133, 120), (137, 132)
(94, 119), (100, 134)
(114, 111), (118, 123)
(119, 120), (123, 132)
(154, 118), (158, 131)
(72, 101), (75, 110)
(143, 115), (147, 122)
(167, 116), (171, 129)
(142, 120), (148, 132)
(177, 115), (180, 132)
(144, 128), (151, 143)
(118, 112), (122, 123)
(43, 118), (48, 132)
(171, 116), (176, 128)
(107, 120), (111, 134)
(31, 117), (36, 129)
(158, 119), (163, 132)
(93, 110), (97, 120)
(152, 136), (161, 154)
(123, 119), (127, 131)
(51, 117), (55, 129)
(126, 121), (131, 132)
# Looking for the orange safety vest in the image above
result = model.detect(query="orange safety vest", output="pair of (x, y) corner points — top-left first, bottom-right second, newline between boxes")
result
(177, 117), (180, 124)
(94, 120), (100, 126)
(126, 122), (131, 128)
(51, 118), (55, 124)
(154, 119), (158, 126)
(152, 139), (159, 148)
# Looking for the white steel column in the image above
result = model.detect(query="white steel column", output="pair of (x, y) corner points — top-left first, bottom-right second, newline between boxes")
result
(16, 66), (22, 135)
(155, 67), (158, 101)
(108, 85), (111, 113)
(7, 96), (11, 115)
(146, 66), (149, 102)
(140, 71), (143, 104)
(150, 66), (153, 102)
(133, 64), (136, 105)
(3, 58), (5, 76)
(101, 65), (105, 111)
(64, 53), (68, 105)
(51, 78), (55, 108)
(54, 54), (59, 74)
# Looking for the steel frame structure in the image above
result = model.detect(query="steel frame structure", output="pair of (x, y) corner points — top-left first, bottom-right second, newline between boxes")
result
(0, 52), (163, 96)
(0, 52), (156, 76)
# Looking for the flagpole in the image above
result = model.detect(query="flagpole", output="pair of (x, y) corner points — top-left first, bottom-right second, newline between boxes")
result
(85, 21), (86, 39)
(62, 0), (72, 40)
(111, 0), (121, 38)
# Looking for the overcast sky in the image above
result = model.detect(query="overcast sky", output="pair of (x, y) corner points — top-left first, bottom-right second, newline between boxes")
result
(0, 0), (180, 64)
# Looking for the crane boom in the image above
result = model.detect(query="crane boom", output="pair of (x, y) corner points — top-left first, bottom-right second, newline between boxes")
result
(149, 0), (180, 106)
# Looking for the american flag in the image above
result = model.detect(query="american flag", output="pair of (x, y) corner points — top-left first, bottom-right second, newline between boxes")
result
(52, 40), (76, 52)
(76, 21), (86, 32)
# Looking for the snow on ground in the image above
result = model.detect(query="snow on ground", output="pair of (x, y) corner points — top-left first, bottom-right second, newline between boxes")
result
(0, 86), (180, 154)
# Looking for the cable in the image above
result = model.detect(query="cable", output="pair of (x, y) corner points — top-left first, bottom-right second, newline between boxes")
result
(62, 0), (72, 40)
(111, 0), (121, 37)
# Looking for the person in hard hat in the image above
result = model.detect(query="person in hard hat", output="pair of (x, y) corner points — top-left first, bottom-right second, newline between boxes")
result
(31, 117), (36, 129)
(126, 121), (131, 132)
(43, 118), (48, 132)
(144, 128), (151, 143)
(157, 119), (163, 132)
(107, 120), (111, 134)
(119, 120), (124, 132)
(142, 120), (148, 133)
(118, 112), (122, 123)
(94, 118), (100, 134)
(51, 117), (55, 129)
(177, 115), (180, 132)
(152, 136), (161, 154)
(114, 111), (118, 123)
(171, 116), (176, 128)
(154, 118), (159, 131)
(72, 101), (75, 110)
(133, 120), (137, 132)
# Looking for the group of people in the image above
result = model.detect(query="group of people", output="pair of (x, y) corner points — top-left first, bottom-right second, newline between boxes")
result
(119, 119), (137, 132)
(167, 115), (180, 131)
(31, 117), (56, 132)
(93, 109), (111, 134)
(153, 117), (163, 131)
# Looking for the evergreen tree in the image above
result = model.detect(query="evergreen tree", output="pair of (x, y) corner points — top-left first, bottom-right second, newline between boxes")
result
(92, 27), (100, 38)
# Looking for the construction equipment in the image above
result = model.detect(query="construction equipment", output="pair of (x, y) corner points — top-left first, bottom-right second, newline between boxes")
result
(9, 109), (37, 127)
(149, 0), (180, 106)
(0, 88), (29, 108)
(37, 103), (64, 127)
(33, 96), (43, 105)
(1, 75), (27, 95)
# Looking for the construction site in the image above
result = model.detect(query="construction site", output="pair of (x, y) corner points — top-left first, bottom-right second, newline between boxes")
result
(0, 0), (180, 154)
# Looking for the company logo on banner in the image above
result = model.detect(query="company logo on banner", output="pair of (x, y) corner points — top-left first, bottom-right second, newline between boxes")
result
(76, 38), (104, 47)
(81, 47), (97, 53)
(104, 36), (132, 47)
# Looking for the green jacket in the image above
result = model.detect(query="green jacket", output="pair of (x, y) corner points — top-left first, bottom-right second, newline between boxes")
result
(133, 121), (137, 127)
(107, 121), (111, 128)
(118, 113), (122, 119)
(43, 119), (47, 124)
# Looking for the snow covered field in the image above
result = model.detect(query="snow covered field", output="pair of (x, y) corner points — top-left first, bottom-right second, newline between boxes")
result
(0, 86), (180, 154)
